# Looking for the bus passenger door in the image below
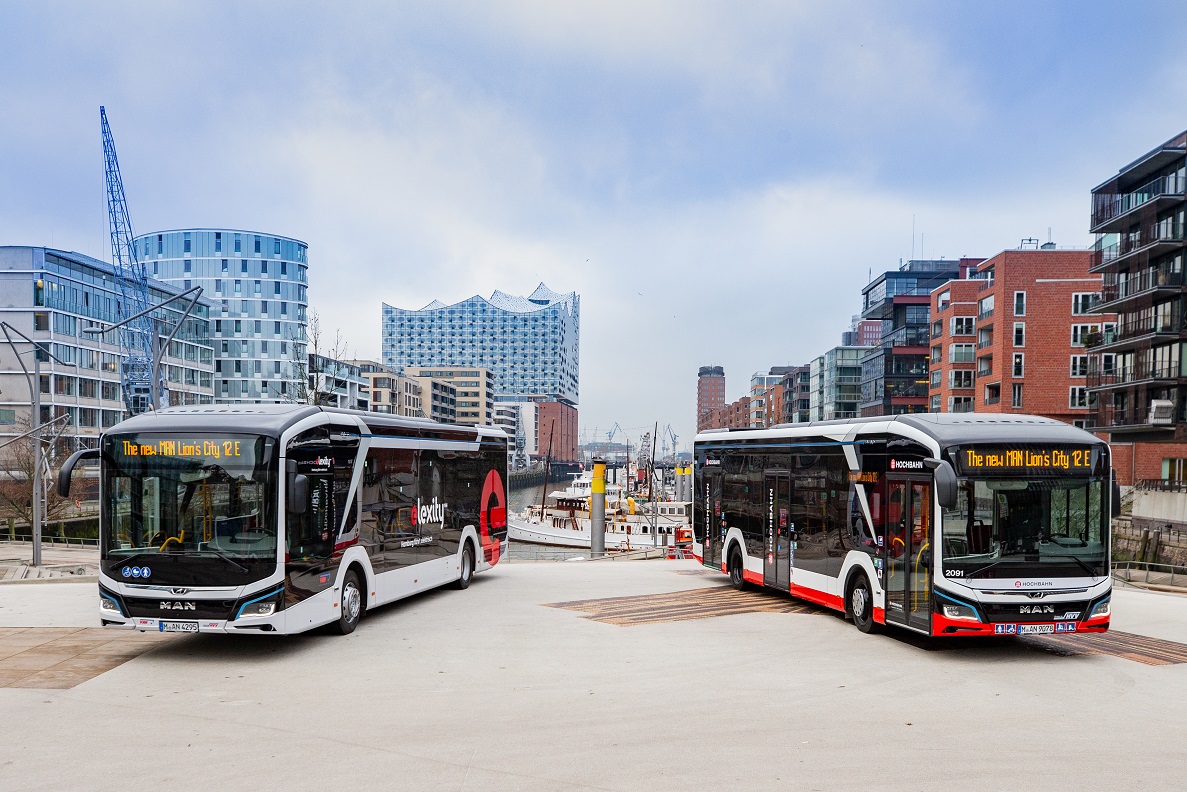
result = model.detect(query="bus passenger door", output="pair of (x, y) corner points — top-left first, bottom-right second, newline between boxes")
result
(763, 473), (792, 590)
(884, 477), (933, 632)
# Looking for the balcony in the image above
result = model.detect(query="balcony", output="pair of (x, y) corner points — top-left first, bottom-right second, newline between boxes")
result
(1093, 221), (1186, 271)
(1089, 402), (1181, 432)
(1089, 310), (1185, 352)
(977, 308), (994, 321)
(882, 326), (930, 348)
(976, 335), (993, 349)
(1091, 173), (1186, 233)
(976, 361), (993, 378)
(1100, 264), (1185, 309)
(1087, 360), (1182, 389)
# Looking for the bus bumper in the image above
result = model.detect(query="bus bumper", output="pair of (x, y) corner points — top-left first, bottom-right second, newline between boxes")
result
(931, 612), (1111, 636)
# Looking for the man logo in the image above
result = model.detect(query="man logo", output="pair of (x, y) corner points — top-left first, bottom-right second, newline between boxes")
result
(1019, 605), (1054, 614)
(159, 601), (196, 611)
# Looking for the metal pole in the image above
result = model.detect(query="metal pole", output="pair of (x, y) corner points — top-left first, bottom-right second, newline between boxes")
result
(591, 457), (606, 558)
(31, 349), (40, 567)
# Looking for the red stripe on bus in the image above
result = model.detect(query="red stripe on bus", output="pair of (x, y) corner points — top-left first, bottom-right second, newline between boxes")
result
(873, 606), (885, 624)
(789, 583), (844, 613)
(743, 570), (763, 586)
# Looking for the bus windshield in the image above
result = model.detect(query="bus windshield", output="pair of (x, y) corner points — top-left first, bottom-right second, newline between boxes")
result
(101, 432), (277, 586)
(940, 477), (1108, 580)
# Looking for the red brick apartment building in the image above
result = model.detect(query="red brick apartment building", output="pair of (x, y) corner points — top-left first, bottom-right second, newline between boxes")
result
(929, 246), (1116, 425)
(696, 365), (726, 431)
(701, 396), (752, 430)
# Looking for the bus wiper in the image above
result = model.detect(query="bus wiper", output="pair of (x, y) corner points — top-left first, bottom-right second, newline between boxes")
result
(196, 548), (251, 573)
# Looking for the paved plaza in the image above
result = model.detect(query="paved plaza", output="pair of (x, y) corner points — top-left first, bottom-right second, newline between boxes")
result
(1, 560), (1186, 791)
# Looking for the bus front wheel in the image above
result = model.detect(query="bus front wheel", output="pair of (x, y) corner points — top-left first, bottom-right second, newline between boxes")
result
(454, 542), (475, 590)
(849, 573), (879, 634)
(334, 569), (364, 635)
(728, 547), (746, 590)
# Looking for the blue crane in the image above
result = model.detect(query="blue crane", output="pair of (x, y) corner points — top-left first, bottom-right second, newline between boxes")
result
(101, 107), (159, 413)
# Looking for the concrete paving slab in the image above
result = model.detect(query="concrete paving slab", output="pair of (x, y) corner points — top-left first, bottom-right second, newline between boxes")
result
(0, 560), (1185, 791)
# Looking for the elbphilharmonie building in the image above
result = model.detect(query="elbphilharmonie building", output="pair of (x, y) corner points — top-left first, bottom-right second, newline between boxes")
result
(381, 283), (579, 405)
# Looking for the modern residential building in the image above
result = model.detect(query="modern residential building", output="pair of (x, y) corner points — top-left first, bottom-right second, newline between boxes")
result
(409, 375), (457, 423)
(382, 283), (580, 406)
(780, 364), (812, 423)
(929, 245), (1114, 425)
(697, 365), (726, 431)
(308, 354), (367, 411)
(1087, 131), (1187, 483)
(404, 367), (494, 426)
(749, 367), (791, 428)
(842, 317), (881, 347)
(349, 360), (422, 417)
(806, 346), (867, 421)
(701, 396), (752, 430)
(859, 259), (973, 416)
(133, 228), (310, 404)
(0, 246), (215, 451)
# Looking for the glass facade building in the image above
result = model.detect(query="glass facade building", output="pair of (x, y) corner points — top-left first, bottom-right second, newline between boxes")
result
(0, 246), (214, 450)
(382, 283), (579, 405)
(132, 229), (309, 404)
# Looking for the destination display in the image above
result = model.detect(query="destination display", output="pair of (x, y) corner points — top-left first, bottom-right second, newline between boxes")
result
(114, 436), (244, 461)
(952, 445), (1096, 477)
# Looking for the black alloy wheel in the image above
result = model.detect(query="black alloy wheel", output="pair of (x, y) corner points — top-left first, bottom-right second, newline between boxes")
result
(850, 573), (879, 634)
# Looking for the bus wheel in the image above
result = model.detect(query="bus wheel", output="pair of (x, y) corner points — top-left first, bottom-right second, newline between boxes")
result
(849, 573), (879, 634)
(728, 547), (746, 590)
(454, 542), (475, 590)
(335, 569), (364, 635)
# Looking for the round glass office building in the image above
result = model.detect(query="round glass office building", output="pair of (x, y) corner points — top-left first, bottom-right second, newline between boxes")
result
(133, 229), (309, 403)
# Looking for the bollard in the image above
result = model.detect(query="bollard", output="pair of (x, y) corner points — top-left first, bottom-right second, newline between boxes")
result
(591, 457), (606, 558)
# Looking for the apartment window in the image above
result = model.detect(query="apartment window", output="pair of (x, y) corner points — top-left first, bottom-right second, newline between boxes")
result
(949, 396), (974, 413)
(274, 282), (281, 295)
(183, 232), (191, 254)
(1013, 323), (1025, 347)
(234, 320), (242, 333)
(274, 321), (281, 334)
(950, 343), (974, 363)
(153, 262), (158, 275)
(1072, 293), (1100, 315)
(932, 320), (943, 337)
(234, 234), (242, 253)
(221, 259), (229, 273)
(950, 370), (974, 389)
(978, 295), (994, 318)
(274, 239), (281, 255)
(1070, 355), (1089, 377)
(241, 260), (248, 274)
(33, 312), (48, 331)
(1071, 323), (1115, 346)
(184, 260), (191, 274)
(234, 280), (242, 294)
(254, 236), (261, 254)
(1069, 387), (1089, 408)
(1012, 353), (1024, 377)
(157, 235), (163, 254)
(951, 316), (974, 335)
(254, 280), (261, 294)
(931, 345), (942, 364)
(1011, 384), (1023, 409)
(215, 232), (222, 253)
(938, 290), (951, 311)
(101, 381), (120, 401)
(931, 369), (942, 388)
(1014, 291), (1026, 316)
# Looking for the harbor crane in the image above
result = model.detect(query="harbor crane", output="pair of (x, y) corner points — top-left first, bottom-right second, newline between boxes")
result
(101, 106), (160, 414)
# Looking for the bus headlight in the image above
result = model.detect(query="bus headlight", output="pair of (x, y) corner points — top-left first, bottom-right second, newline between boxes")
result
(99, 596), (121, 614)
(941, 602), (980, 621)
(239, 601), (276, 618)
(1090, 600), (1110, 618)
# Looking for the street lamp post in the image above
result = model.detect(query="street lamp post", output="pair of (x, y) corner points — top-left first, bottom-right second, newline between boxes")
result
(0, 322), (70, 567)
(83, 286), (203, 413)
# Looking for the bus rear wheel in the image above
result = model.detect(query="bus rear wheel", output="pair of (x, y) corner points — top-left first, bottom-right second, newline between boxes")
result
(728, 547), (746, 590)
(334, 569), (364, 635)
(849, 573), (879, 634)
(454, 542), (475, 590)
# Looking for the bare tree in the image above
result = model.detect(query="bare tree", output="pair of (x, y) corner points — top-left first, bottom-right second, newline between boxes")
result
(267, 307), (351, 406)
(0, 416), (75, 537)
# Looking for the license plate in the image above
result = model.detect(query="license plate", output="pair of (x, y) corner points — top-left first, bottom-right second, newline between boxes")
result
(159, 621), (199, 633)
(1018, 623), (1054, 635)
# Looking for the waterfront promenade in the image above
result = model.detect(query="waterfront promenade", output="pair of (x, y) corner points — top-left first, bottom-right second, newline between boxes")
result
(2, 560), (1186, 791)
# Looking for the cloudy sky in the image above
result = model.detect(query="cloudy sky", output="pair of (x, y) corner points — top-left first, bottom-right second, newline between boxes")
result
(2, 1), (1186, 450)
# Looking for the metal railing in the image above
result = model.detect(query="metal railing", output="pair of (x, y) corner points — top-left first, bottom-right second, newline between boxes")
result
(1087, 360), (1181, 388)
(1113, 560), (1187, 589)
(1101, 265), (1184, 305)
(1092, 173), (1186, 228)
(1095, 222), (1186, 267)
(1093, 311), (1184, 347)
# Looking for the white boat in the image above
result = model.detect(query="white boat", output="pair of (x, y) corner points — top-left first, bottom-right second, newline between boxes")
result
(547, 472), (625, 507)
(507, 499), (692, 551)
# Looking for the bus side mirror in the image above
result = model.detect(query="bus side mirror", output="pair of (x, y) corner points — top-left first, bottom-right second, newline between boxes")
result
(1111, 474), (1122, 519)
(58, 447), (99, 498)
(925, 459), (959, 509)
(286, 459), (309, 514)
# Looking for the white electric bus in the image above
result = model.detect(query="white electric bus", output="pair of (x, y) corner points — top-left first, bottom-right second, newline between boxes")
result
(59, 404), (509, 635)
(694, 413), (1116, 637)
